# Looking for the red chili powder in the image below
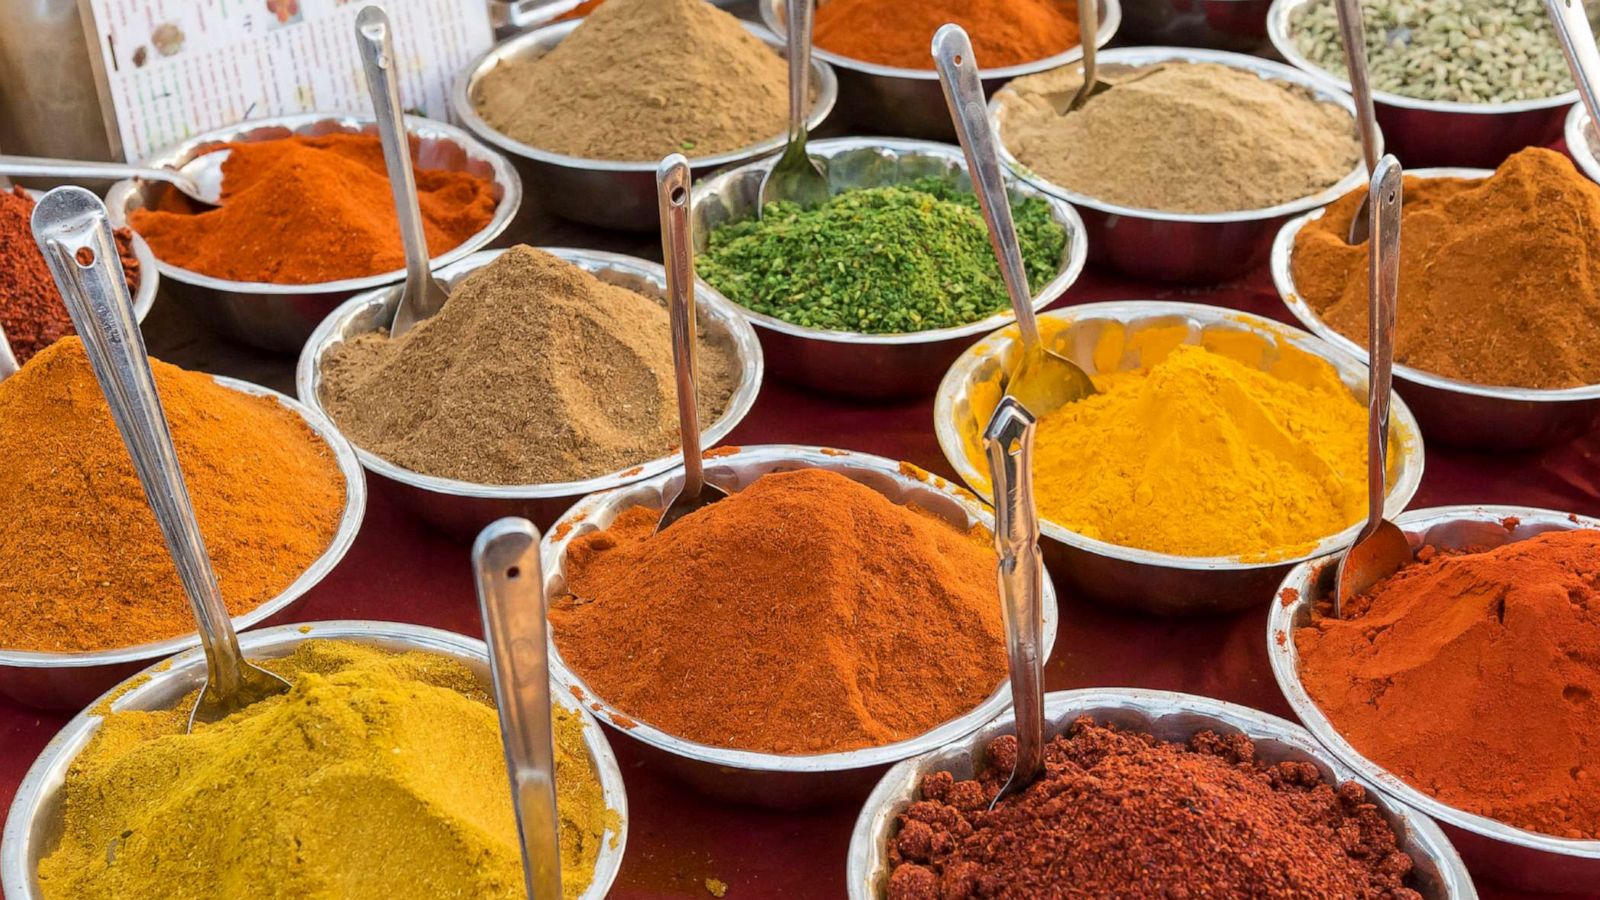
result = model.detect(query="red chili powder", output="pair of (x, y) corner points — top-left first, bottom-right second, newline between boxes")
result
(1296, 528), (1600, 839)
(0, 188), (141, 364)
(888, 718), (1419, 898)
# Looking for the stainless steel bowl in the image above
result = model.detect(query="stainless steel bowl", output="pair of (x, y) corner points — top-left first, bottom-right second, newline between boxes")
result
(541, 444), (1062, 809)
(991, 46), (1374, 284)
(1271, 171), (1600, 450)
(848, 688), (1477, 898)
(296, 247), (763, 538)
(0, 377), (367, 710)
(104, 113), (523, 354)
(451, 19), (836, 232)
(21, 187), (157, 328)
(1565, 102), (1600, 184)
(759, 0), (1120, 141)
(689, 138), (1088, 399)
(1268, 0), (1578, 168)
(1268, 506), (1600, 894)
(0, 620), (629, 900)
(934, 301), (1426, 615)
(1117, 0), (1274, 52)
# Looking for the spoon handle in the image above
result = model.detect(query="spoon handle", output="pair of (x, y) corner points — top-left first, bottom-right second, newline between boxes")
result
(1333, 0), (1379, 175)
(29, 187), (249, 697)
(0, 155), (191, 188)
(933, 25), (1040, 349)
(474, 517), (563, 900)
(657, 154), (705, 501)
(1362, 156), (1402, 542)
(0, 321), (16, 380)
(1546, 0), (1600, 131)
(984, 396), (1045, 790)
(784, 0), (815, 142)
(1079, 0), (1100, 94)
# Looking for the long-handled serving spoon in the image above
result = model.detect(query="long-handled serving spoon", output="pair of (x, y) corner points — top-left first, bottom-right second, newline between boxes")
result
(1065, 0), (1111, 111)
(1335, 0), (1382, 244)
(1546, 0), (1600, 139)
(0, 151), (232, 207)
(758, 0), (829, 212)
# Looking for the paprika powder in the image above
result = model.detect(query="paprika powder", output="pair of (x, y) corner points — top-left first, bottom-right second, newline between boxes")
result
(815, 0), (1081, 70)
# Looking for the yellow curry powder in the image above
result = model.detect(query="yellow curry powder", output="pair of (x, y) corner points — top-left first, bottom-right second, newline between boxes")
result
(962, 325), (1399, 559)
(38, 640), (618, 900)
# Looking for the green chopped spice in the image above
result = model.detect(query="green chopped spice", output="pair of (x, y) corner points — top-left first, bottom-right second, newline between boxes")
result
(697, 178), (1067, 334)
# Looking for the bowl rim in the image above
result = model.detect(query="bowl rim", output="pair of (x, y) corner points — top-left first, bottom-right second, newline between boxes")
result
(103, 112), (524, 295)
(1267, 504), (1600, 860)
(846, 687), (1478, 900)
(1270, 166), (1600, 401)
(1566, 103), (1600, 184)
(0, 377), (367, 669)
(933, 299), (1427, 571)
(539, 443), (1062, 773)
(756, 0), (1122, 81)
(1266, 0), (1583, 115)
(989, 45), (1378, 223)
(294, 246), (765, 500)
(689, 136), (1090, 346)
(19, 188), (158, 326)
(0, 620), (630, 900)
(450, 19), (838, 171)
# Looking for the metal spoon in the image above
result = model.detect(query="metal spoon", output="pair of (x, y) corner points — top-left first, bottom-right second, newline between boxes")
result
(1546, 0), (1600, 142)
(30, 186), (290, 730)
(473, 517), (564, 900)
(0, 151), (231, 207)
(1332, 155), (1411, 618)
(0, 321), (17, 380)
(1334, 0), (1382, 244)
(758, 0), (829, 212)
(356, 5), (449, 339)
(934, 25), (1095, 417)
(1065, 0), (1111, 111)
(982, 396), (1045, 808)
(655, 154), (729, 533)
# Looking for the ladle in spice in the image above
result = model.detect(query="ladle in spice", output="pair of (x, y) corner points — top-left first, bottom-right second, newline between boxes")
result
(982, 397), (1046, 807)
(1546, 0), (1600, 142)
(655, 154), (730, 533)
(1332, 0), (1382, 244)
(1064, 0), (1113, 111)
(474, 517), (565, 900)
(29, 186), (291, 729)
(934, 25), (1095, 416)
(356, 5), (449, 339)
(1332, 155), (1411, 618)
(759, 0), (829, 212)
(0, 151), (231, 207)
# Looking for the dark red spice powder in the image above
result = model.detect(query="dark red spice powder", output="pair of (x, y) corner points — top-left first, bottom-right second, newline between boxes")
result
(0, 187), (142, 364)
(888, 717), (1420, 899)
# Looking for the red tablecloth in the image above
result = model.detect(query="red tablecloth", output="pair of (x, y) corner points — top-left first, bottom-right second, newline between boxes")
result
(3, 266), (1598, 899)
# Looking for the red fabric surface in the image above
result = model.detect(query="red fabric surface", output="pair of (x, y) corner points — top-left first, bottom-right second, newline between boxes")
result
(4, 267), (1598, 898)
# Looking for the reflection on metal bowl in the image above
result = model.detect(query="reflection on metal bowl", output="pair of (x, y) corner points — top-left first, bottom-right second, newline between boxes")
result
(1565, 102), (1600, 184)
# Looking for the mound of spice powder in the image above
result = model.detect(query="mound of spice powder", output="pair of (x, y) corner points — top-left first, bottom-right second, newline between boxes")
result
(0, 186), (141, 364)
(1292, 148), (1600, 390)
(127, 133), (497, 284)
(1296, 528), (1600, 839)
(550, 468), (1007, 754)
(814, 0), (1081, 70)
(38, 640), (618, 900)
(888, 717), (1420, 898)
(320, 245), (740, 485)
(0, 339), (345, 653)
(698, 178), (1066, 334)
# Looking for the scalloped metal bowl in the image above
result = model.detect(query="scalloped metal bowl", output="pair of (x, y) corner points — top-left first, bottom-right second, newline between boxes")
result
(1267, 0), (1579, 167)
(540, 444), (1061, 809)
(990, 46), (1375, 284)
(758, 0), (1120, 140)
(934, 301), (1425, 615)
(1268, 506), (1600, 894)
(20, 188), (157, 328)
(1566, 102), (1600, 184)
(1271, 169), (1600, 450)
(0, 621), (629, 900)
(0, 377), (367, 711)
(296, 247), (764, 538)
(104, 113), (522, 353)
(688, 138), (1088, 399)
(451, 19), (836, 231)
(848, 688), (1477, 898)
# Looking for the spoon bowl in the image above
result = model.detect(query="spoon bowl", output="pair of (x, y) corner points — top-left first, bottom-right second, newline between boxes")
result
(758, 0), (830, 212)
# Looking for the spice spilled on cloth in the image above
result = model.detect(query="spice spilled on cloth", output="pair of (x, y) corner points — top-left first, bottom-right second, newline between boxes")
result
(0, 339), (345, 653)
(887, 717), (1421, 898)
(36, 640), (618, 900)
(127, 133), (498, 284)
(997, 62), (1360, 213)
(0, 186), (141, 364)
(320, 245), (740, 485)
(1296, 528), (1600, 839)
(471, 0), (789, 161)
(550, 468), (1007, 754)
(814, 0), (1081, 70)
(698, 177), (1066, 334)
(1293, 148), (1600, 390)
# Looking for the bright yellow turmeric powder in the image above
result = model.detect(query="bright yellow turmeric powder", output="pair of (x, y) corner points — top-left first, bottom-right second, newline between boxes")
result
(963, 331), (1399, 558)
(38, 640), (618, 900)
